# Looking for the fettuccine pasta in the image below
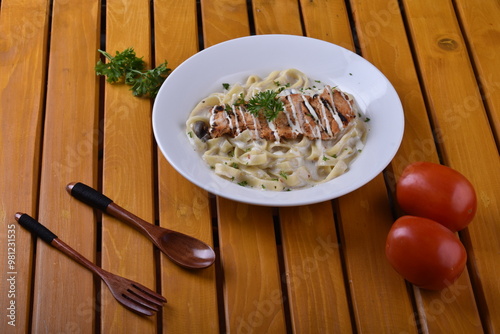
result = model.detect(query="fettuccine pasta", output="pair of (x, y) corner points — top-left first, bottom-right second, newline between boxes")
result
(186, 69), (367, 191)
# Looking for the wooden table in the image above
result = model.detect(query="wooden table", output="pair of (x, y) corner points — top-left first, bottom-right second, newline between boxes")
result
(1, 0), (499, 333)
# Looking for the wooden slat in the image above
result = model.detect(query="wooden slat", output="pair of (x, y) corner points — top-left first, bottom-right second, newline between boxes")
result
(454, 0), (500, 147)
(158, 164), (219, 332)
(350, 0), (483, 332)
(154, 0), (199, 69)
(338, 176), (418, 333)
(300, 0), (354, 49)
(402, 0), (500, 332)
(279, 203), (352, 333)
(349, 0), (437, 175)
(100, 0), (157, 332)
(252, 0), (303, 35)
(0, 0), (49, 332)
(154, 0), (219, 332)
(201, 0), (250, 47)
(32, 0), (100, 332)
(217, 199), (286, 333)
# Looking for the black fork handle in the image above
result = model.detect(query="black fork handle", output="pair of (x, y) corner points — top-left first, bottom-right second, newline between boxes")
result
(15, 212), (107, 278)
(15, 213), (58, 244)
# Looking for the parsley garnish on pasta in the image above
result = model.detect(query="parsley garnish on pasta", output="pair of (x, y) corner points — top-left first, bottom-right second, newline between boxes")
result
(246, 90), (284, 122)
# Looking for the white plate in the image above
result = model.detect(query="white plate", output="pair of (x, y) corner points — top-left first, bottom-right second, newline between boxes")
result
(153, 35), (404, 206)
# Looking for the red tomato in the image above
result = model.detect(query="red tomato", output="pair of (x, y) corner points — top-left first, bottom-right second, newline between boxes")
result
(386, 216), (467, 290)
(396, 161), (477, 232)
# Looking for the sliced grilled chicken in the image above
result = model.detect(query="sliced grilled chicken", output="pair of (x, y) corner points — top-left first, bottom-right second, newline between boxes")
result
(208, 86), (357, 142)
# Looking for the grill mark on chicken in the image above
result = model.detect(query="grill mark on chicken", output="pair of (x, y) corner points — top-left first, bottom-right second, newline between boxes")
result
(208, 86), (356, 141)
(333, 90), (356, 124)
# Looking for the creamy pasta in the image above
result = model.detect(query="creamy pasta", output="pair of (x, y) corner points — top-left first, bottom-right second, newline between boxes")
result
(186, 69), (367, 191)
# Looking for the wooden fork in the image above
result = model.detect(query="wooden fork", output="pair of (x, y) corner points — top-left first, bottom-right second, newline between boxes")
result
(15, 213), (166, 317)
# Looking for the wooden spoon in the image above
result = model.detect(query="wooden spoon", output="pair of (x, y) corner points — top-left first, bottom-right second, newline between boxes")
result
(66, 182), (216, 269)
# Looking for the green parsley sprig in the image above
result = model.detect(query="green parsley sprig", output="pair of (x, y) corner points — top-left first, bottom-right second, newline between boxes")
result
(95, 47), (170, 98)
(246, 90), (284, 122)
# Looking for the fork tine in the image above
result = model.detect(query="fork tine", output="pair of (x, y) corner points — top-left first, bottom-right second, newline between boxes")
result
(127, 285), (164, 311)
(102, 273), (166, 316)
(106, 284), (163, 316)
(125, 290), (162, 312)
(130, 283), (167, 306)
(119, 295), (156, 316)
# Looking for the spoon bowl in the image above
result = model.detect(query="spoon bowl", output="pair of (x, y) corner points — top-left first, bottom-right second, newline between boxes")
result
(160, 232), (216, 269)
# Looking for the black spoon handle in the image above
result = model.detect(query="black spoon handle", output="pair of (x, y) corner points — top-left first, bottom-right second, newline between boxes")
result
(66, 182), (158, 240)
(67, 182), (113, 212)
